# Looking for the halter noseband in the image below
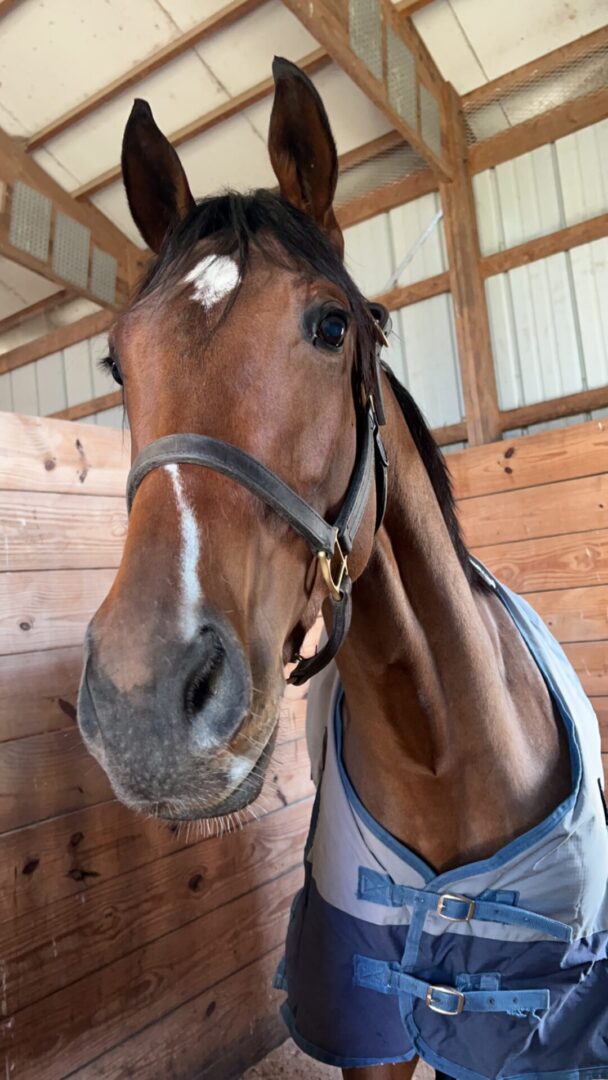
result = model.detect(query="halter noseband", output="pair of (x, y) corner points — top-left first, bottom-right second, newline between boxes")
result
(126, 323), (389, 686)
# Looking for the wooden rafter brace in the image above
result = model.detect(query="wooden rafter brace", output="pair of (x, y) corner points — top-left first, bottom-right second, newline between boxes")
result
(439, 85), (501, 446)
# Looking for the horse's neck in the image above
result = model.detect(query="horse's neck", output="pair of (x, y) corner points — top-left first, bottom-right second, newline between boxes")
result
(336, 389), (570, 873)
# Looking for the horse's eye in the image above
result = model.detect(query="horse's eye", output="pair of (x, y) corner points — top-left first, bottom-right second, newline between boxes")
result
(316, 312), (348, 351)
(100, 356), (123, 386)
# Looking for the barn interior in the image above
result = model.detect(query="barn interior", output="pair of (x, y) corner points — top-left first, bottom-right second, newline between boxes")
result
(0, 0), (606, 1077)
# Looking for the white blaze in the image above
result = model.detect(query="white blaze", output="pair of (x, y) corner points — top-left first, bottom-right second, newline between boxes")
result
(165, 464), (202, 640)
(184, 254), (239, 309)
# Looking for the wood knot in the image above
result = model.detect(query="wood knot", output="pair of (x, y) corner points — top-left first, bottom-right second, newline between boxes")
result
(68, 867), (100, 882)
(58, 698), (77, 722)
(205, 1001), (216, 1019)
(504, 446), (515, 459)
(188, 873), (205, 893)
(22, 858), (40, 876)
(69, 832), (84, 849)
(19, 621), (31, 632)
(44, 456), (56, 471)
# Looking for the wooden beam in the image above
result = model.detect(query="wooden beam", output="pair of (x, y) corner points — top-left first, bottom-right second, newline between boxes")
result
(439, 84), (500, 445)
(482, 213), (608, 277)
(51, 389), (122, 422)
(339, 130), (404, 173)
(500, 386), (608, 432)
(374, 270), (450, 311)
(0, 289), (72, 335)
(0, 0), (25, 15)
(470, 87), (608, 174)
(27, 0), (265, 151)
(280, 0), (450, 180)
(73, 48), (330, 201)
(432, 420), (467, 447)
(463, 24), (608, 113)
(0, 309), (113, 376)
(0, 127), (141, 306)
(337, 168), (437, 229)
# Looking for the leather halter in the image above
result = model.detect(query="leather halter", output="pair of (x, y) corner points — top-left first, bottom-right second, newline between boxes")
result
(126, 325), (389, 686)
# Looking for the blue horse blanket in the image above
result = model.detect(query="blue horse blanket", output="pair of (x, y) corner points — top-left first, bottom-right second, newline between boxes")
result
(275, 568), (608, 1078)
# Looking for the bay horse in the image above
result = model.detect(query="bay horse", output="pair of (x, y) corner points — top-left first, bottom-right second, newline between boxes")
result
(78, 59), (608, 1080)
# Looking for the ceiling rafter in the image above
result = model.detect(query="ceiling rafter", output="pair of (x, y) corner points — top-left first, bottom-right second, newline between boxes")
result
(0, 309), (113, 376)
(0, 288), (73, 335)
(26, 0), (266, 152)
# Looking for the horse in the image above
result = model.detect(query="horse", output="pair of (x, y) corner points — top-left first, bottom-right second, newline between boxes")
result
(77, 58), (608, 1080)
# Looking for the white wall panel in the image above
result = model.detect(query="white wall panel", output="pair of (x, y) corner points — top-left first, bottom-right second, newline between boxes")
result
(343, 214), (393, 297)
(570, 237), (608, 389)
(486, 253), (588, 410)
(0, 373), (13, 412)
(63, 340), (94, 407)
(10, 364), (38, 415)
(474, 120), (608, 256)
(34, 352), (66, 416)
(397, 295), (463, 429)
(388, 192), (447, 285)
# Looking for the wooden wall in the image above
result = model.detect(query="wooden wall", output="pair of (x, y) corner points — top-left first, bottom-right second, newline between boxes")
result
(0, 411), (313, 1080)
(451, 417), (608, 777)
(0, 410), (606, 1079)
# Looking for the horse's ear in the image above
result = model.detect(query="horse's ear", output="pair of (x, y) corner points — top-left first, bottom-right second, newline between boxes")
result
(121, 99), (195, 253)
(269, 57), (342, 256)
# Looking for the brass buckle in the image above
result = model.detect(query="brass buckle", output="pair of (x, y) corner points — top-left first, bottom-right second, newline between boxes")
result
(425, 984), (465, 1016)
(318, 540), (348, 602)
(436, 893), (475, 923)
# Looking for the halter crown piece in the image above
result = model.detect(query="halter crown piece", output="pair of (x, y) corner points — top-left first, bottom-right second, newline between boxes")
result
(126, 316), (390, 686)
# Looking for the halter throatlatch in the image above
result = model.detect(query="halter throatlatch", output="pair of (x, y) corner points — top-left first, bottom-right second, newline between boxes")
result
(126, 317), (389, 686)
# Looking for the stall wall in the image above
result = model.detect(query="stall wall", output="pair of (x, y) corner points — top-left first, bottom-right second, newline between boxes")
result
(0, 411), (312, 1079)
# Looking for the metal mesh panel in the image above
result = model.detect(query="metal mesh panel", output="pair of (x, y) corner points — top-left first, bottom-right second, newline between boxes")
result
(387, 26), (417, 129)
(52, 212), (91, 289)
(463, 44), (608, 144)
(90, 246), (117, 306)
(420, 84), (442, 161)
(9, 181), (51, 262)
(335, 143), (427, 208)
(349, 0), (382, 81)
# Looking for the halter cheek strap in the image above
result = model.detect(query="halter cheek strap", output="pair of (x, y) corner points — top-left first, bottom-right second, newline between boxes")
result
(126, 321), (389, 686)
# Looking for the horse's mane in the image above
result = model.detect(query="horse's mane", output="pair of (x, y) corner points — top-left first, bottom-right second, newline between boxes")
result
(135, 189), (474, 582)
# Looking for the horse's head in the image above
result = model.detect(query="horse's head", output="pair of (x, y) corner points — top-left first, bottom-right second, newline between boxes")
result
(78, 58), (385, 820)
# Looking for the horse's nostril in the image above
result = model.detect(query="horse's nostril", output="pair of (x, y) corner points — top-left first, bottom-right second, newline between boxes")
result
(184, 628), (225, 721)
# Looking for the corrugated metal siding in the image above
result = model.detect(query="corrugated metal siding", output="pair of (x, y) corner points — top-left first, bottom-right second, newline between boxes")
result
(476, 119), (608, 412)
(343, 194), (464, 430)
(0, 331), (125, 428)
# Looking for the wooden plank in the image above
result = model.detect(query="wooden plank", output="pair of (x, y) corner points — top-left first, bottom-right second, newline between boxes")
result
(500, 387), (608, 433)
(374, 270), (450, 312)
(433, 420), (467, 447)
(280, 0), (450, 180)
(0, 694), (77, 742)
(475, 530), (608, 594)
(0, 567), (115, 655)
(482, 213), (608, 278)
(338, 130), (404, 173)
(0, 735), (313, 922)
(0, 727), (113, 833)
(0, 797), (311, 1013)
(0, 310), (113, 376)
(0, 865), (301, 1079)
(523, 585), (608, 644)
(336, 168), (438, 229)
(68, 946), (285, 1080)
(27, 0), (266, 151)
(470, 88), (608, 175)
(439, 85), (500, 445)
(459, 474), (608, 548)
(0, 721), (311, 834)
(450, 419), (608, 500)
(0, 289), (71, 335)
(51, 389), (122, 422)
(74, 48), (330, 201)
(0, 412), (129, 496)
(0, 644), (83, 700)
(565, 645), (608, 697)
(0, 491), (126, 571)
